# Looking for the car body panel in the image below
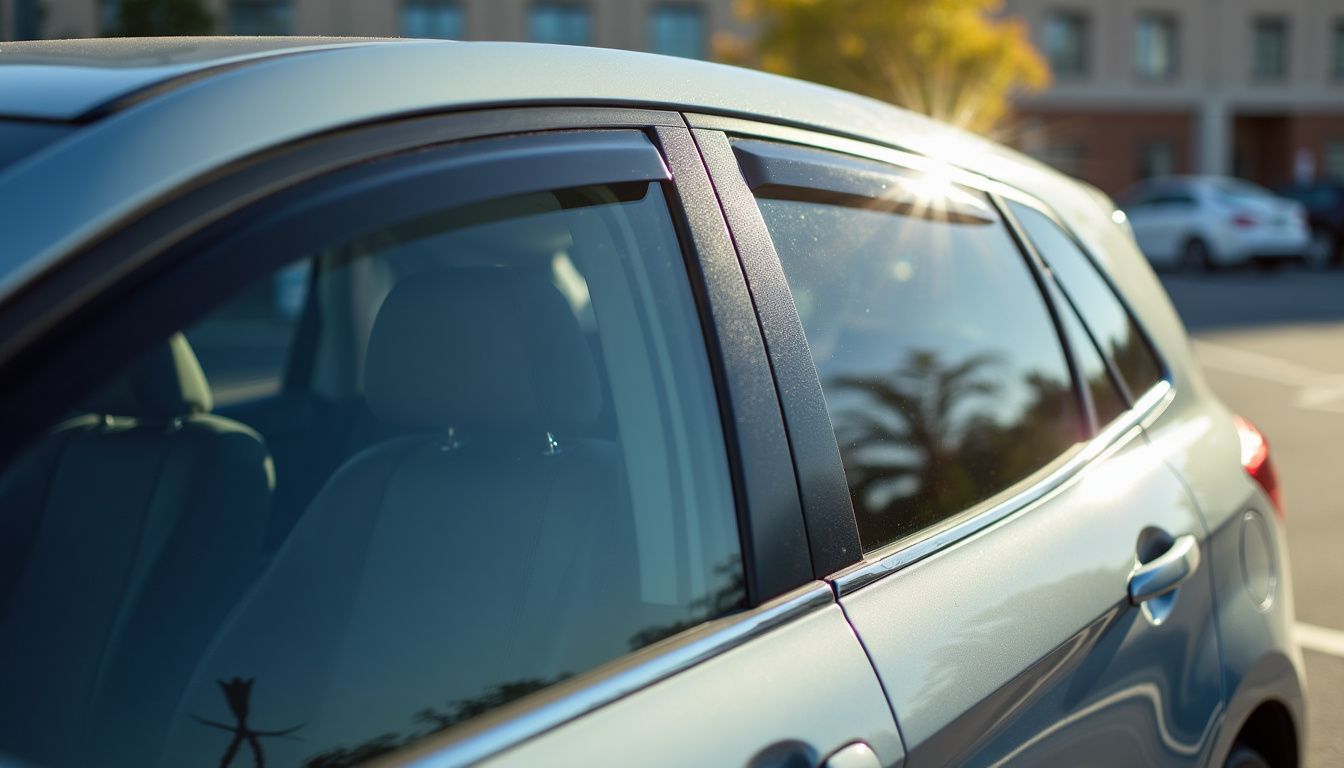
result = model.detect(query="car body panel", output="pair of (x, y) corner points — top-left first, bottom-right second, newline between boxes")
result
(837, 416), (1224, 767)
(0, 37), (397, 120)
(472, 600), (905, 768)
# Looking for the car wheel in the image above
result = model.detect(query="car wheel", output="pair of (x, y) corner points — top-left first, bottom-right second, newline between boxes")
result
(1305, 230), (1335, 271)
(1223, 745), (1272, 768)
(1183, 239), (1215, 272)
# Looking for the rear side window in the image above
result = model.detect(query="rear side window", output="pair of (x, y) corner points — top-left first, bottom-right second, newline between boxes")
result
(1007, 201), (1164, 400)
(742, 142), (1085, 552)
(0, 140), (743, 768)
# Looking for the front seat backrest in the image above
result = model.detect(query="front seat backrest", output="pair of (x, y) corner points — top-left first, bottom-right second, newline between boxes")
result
(0, 333), (274, 768)
(159, 270), (635, 768)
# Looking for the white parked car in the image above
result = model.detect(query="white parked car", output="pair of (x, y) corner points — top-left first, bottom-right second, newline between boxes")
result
(1120, 175), (1310, 270)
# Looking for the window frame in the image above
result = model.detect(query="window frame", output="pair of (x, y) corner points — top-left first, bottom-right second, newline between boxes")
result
(1043, 8), (1091, 79)
(1251, 15), (1289, 82)
(0, 107), (823, 764)
(1133, 11), (1179, 82)
(688, 112), (1174, 596)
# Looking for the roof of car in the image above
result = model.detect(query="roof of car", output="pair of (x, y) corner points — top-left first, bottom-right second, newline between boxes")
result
(0, 38), (1105, 298)
(0, 37), (398, 121)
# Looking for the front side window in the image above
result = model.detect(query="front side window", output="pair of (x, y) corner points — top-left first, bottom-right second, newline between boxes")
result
(747, 145), (1084, 552)
(0, 144), (742, 768)
(651, 3), (705, 59)
(401, 0), (464, 38)
(1135, 12), (1178, 80)
(530, 2), (590, 46)
(1007, 201), (1164, 400)
(230, 0), (292, 35)
(1252, 16), (1288, 80)
(1044, 10), (1090, 78)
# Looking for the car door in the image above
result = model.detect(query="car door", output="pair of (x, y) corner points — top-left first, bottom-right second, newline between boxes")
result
(690, 119), (1224, 767)
(0, 112), (902, 768)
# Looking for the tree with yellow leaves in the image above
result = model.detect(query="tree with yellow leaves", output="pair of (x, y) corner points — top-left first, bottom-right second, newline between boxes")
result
(721, 0), (1049, 136)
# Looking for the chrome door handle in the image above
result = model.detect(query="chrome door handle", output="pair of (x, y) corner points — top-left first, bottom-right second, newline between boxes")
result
(1128, 533), (1201, 605)
(821, 742), (881, 768)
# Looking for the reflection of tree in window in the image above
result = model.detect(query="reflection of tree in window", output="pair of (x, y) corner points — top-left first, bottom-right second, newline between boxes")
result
(830, 350), (1078, 546)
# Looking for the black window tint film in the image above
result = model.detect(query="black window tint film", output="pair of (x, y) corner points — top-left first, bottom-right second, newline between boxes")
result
(756, 173), (1084, 552)
(1007, 201), (1164, 399)
(0, 182), (743, 768)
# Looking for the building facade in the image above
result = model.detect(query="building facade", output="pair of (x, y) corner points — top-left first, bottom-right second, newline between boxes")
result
(1005, 0), (1344, 195)
(0, 0), (742, 61)
(4, 0), (1343, 196)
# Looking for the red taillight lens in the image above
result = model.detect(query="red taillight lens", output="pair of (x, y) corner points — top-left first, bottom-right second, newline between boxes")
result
(1234, 415), (1284, 518)
(1231, 212), (1257, 229)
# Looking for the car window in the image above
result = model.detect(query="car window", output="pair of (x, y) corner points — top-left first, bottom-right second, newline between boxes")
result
(1213, 178), (1277, 204)
(1056, 290), (1129, 427)
(183, 261), (309, 408)
(0, 171), (743, 768)
(1007, 201), (1164, 401)
(746, 146), (1085, 552)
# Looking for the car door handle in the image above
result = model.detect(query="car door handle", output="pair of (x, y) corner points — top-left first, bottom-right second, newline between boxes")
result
(821, 741), (881, 768)
(1128, 533), (1201, 605)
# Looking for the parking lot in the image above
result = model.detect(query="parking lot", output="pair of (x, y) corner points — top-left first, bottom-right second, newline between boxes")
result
(1161, 267), (1344, 766)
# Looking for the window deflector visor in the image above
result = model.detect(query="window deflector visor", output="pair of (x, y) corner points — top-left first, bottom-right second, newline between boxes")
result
(731, 139), (994, 225)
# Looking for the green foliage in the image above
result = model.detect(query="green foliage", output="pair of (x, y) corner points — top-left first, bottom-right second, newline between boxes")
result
(110, 0), (213, 37)
(722, 0), (1049, 136)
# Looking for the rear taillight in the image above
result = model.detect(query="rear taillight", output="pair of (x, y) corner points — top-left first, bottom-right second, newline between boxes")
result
(1234, 415), (1284, 518)
(1231, 212), (1257, 229)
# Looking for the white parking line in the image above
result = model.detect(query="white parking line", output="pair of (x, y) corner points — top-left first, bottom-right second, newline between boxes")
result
(1297, 622), (1344, 657)
(1193, 340), (1344, 414)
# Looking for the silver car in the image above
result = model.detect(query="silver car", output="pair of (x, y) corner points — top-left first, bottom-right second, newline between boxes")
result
(0, 38), (1304, 768)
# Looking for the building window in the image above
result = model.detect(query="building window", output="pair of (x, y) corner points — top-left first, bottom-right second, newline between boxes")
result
(100, 0), (121, 34)
(1327, 141), (1344, 180)
(1251, 16), (1288, 80)
(530, 2), (590, 46)
(401, 0), (463, 39)
(15, 0), (41, 40)
(1044, 10), (1089, 78)
(1138, 140), (1177, 180)
(1135, 13), (1177, 80)
(231, 0), (292, 35)
(651, 3), (705, 59)
(1332, 21), (1344, 81)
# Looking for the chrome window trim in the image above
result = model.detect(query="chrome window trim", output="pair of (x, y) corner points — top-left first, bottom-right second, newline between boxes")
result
(392, 581), (834, 767)
(831, 380), (1174, 596)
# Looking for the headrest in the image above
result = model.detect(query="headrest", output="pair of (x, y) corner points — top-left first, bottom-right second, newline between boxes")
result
(364, 270), (602, 434)
(84, 333), (213, 419)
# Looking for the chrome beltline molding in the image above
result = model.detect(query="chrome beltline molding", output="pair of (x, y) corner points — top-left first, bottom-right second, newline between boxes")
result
(394, 581), (835, 767)
(832, 380), (1175, 596)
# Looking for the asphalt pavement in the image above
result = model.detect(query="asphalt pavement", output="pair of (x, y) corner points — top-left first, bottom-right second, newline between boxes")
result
(1159, 266), (1344, 767)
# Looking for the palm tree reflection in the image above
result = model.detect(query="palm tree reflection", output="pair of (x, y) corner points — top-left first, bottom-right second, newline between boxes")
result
(830, 349), (1079, 547)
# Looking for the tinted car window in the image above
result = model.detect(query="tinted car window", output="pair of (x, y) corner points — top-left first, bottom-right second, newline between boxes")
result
(184, 261), (309, 407)
(0, 177), (743, 768)
(751, 151), (1084, 552)
(1057, 293), (1128, 426)
(1008, 201), (1164, 400)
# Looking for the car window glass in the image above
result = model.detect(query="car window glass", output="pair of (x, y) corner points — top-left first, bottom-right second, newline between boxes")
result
(0, 175), (743, 768)
(1008, 201), (1164, 399)
(749, 148), (1085, 552)
(183, 261), (309, 408)
(1056, 292), (1128, 427)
